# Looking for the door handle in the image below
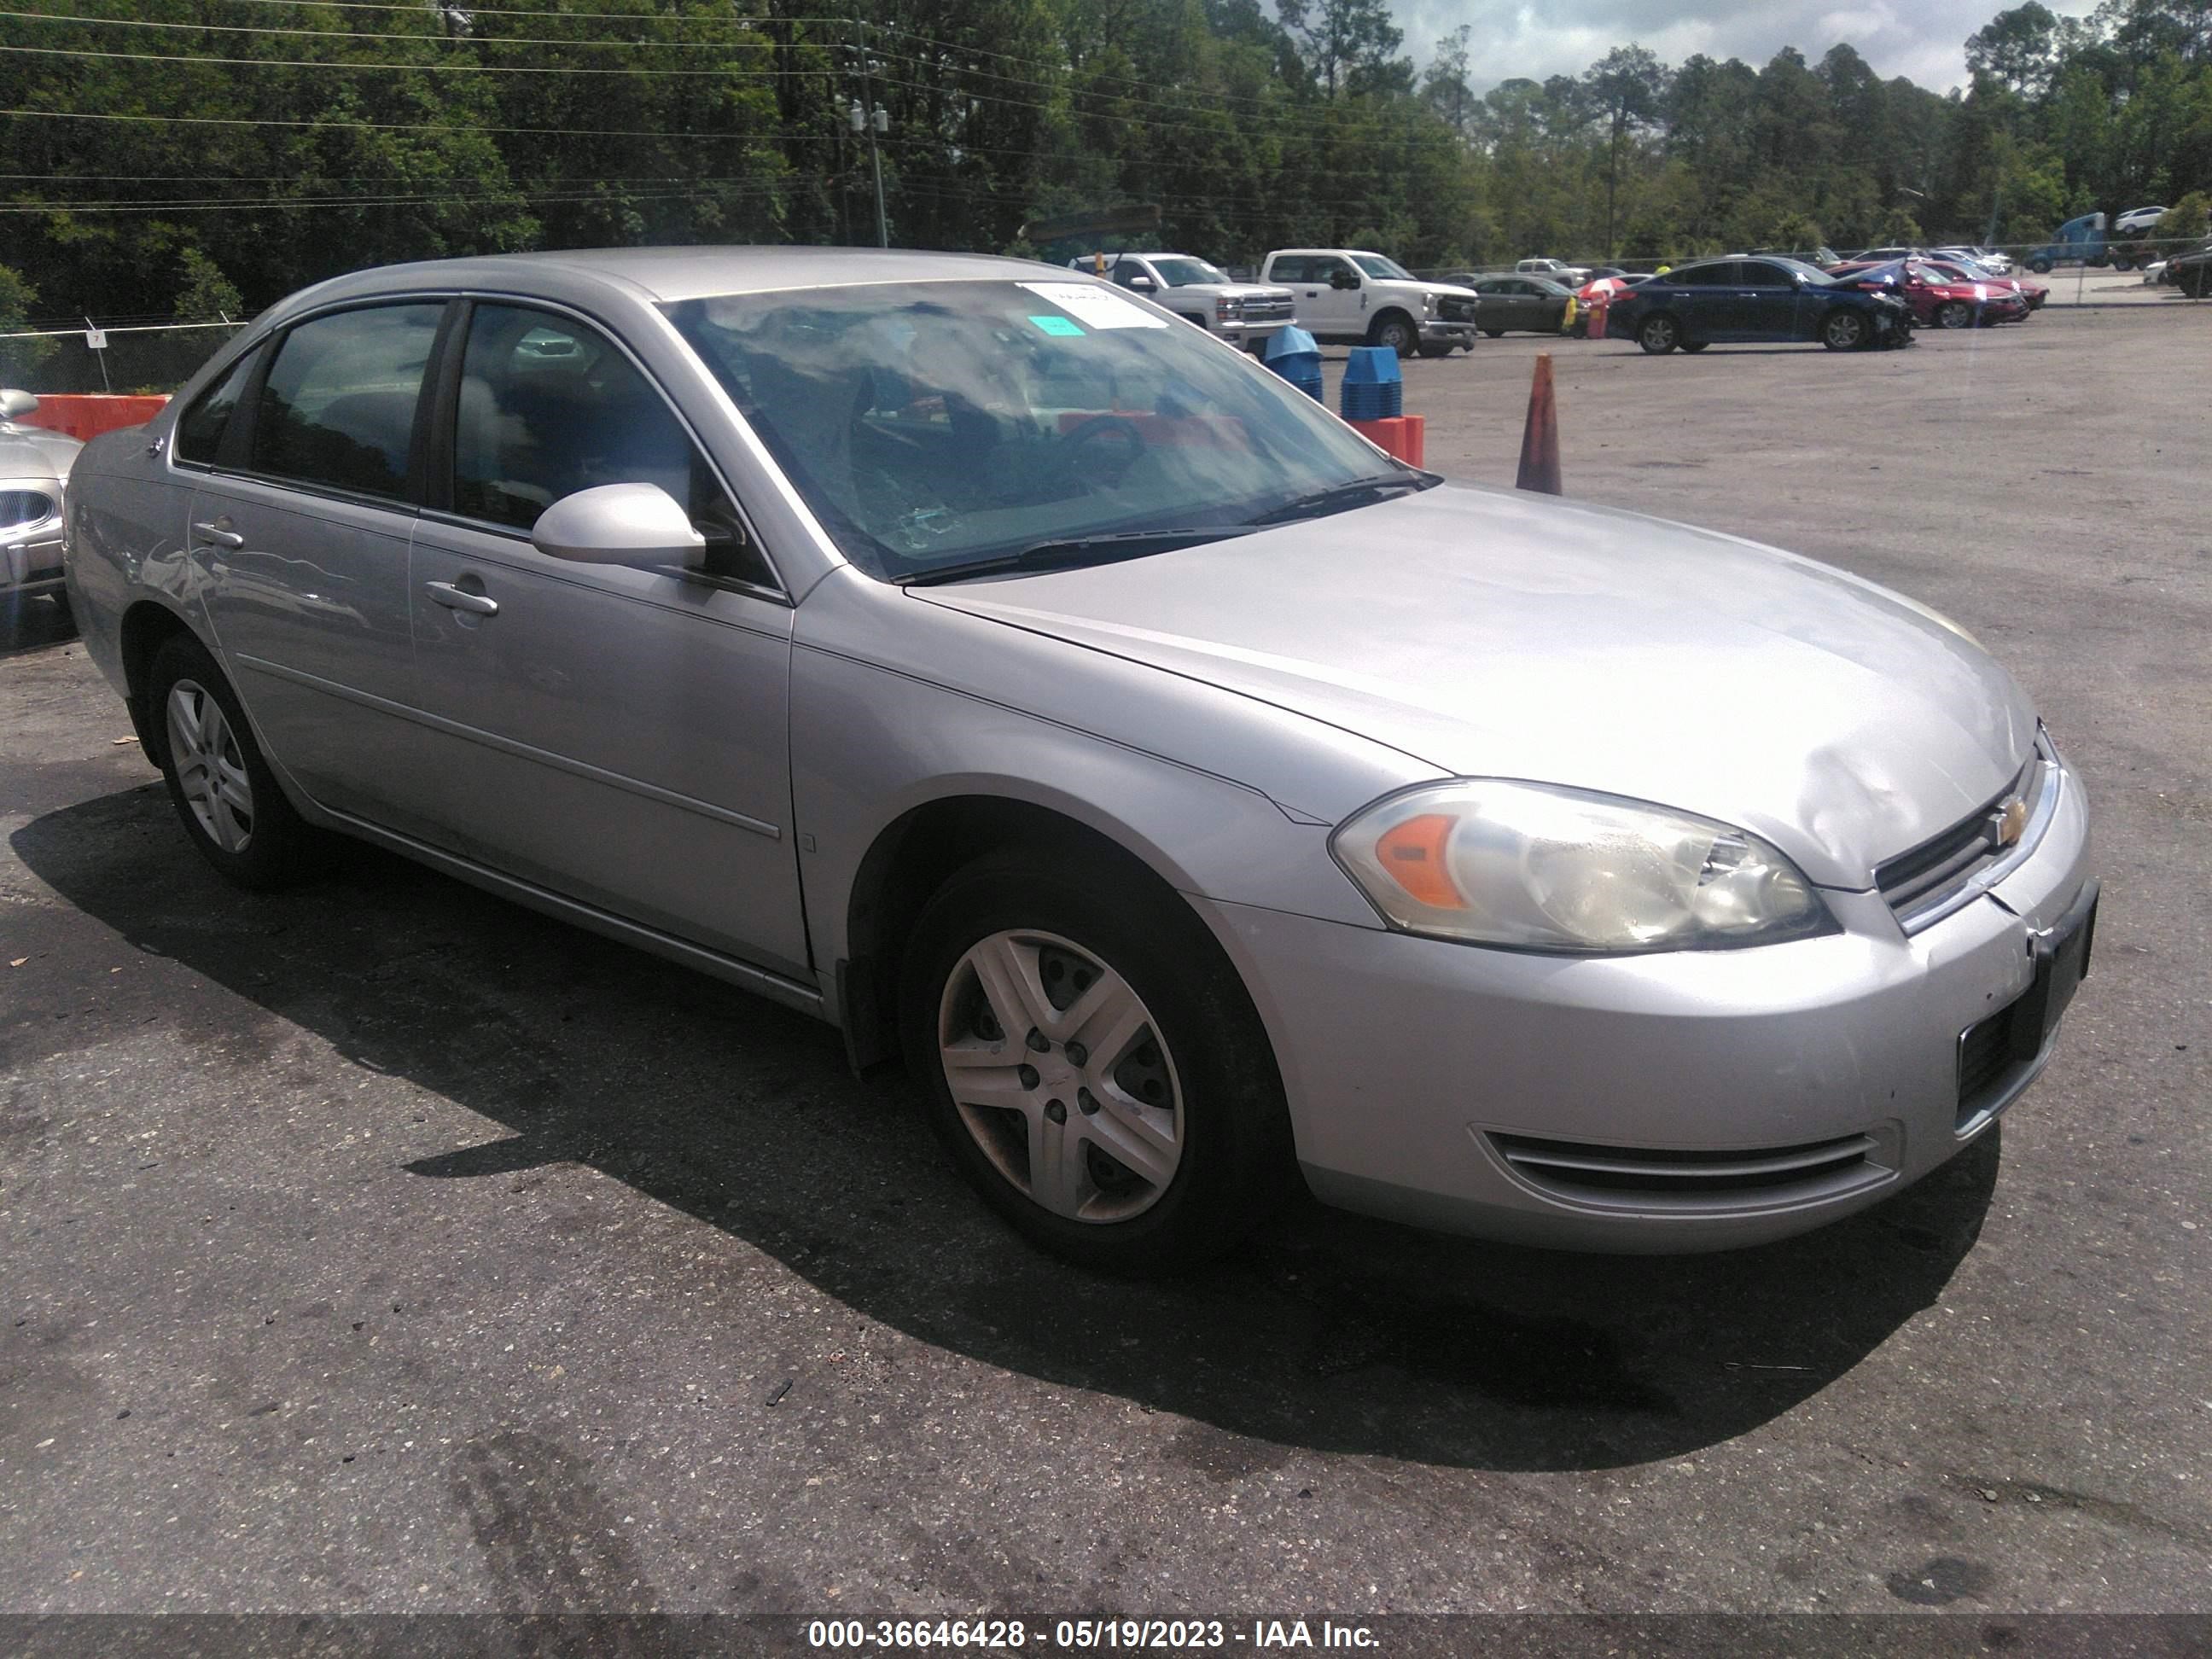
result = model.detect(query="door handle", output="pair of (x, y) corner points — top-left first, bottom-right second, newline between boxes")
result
(190, 520), (243, 550)
(423, 579), (498, 617)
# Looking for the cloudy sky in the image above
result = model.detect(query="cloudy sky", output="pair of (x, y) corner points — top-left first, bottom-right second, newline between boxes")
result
(1392, 0), (2098, 96)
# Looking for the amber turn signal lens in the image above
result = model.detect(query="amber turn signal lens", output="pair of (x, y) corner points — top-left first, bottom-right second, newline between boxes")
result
(1372, 812), (1464, 909)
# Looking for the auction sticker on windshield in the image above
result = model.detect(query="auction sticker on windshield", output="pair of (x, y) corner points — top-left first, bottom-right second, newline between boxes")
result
(1027, 313), (1086, 337)
(1018, 282), (1171, 329)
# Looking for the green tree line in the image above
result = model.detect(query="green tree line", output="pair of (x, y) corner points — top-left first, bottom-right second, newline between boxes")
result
(1, 0), (2209, 339)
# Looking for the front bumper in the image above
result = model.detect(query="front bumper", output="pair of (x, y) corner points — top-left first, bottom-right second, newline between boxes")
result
(1420, 320), (1480, 347)
(1216, 317), (1291, 344)
(4, 527), (65, 596)
(1196, 748), (2093, 1253)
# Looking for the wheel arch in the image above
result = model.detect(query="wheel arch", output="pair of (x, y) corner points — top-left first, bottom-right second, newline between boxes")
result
(118, 597), (207, 761)
(835, 789), (1226, 1074)
(1367, 306), (1417, 342)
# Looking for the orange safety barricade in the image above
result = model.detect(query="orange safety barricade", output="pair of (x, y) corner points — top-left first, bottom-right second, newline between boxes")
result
(1348, 415), (1424, 468)
(17, 393), (170, 443)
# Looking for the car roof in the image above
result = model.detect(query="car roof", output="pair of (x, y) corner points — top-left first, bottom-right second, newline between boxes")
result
(269, 245), (1064, 314)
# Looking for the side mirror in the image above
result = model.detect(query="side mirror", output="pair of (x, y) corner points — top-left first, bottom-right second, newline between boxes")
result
(1124, 275), (1157, 292)
(531, 482), (706, 566)
(1329, 270), (1360, 290)
(0, 389), (38, 420)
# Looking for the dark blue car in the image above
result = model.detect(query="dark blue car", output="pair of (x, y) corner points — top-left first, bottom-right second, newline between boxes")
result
(1608, 257), (1915, 354)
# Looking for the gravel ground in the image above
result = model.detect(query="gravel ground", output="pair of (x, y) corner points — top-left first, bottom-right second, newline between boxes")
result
(2, 305), (2207, 1626)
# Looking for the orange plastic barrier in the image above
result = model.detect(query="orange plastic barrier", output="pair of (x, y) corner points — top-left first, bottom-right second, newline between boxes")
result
(1348, 415), (1424, 468)
(17, 393), (170, 443)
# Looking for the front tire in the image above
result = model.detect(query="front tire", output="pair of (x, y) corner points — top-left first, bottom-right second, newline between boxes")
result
(1679, 341), (1709, 353)
(1638, 314), (1679, 354)
(898, 850), (1292, 1274)
(1483, 327), (1505, 339)
(1936, 300), (1973, 329)
(148, 636), (319, 889)
(1821, 310), (1869, 351)
(1368, 313), (1417, 358)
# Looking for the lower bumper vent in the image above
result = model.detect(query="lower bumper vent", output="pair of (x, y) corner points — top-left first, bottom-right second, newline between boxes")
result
(1488, 1130), (1890, 1208)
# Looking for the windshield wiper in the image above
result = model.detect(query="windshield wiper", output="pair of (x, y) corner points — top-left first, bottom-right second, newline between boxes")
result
(897, 526), (1256, 586)
(1245, 471), (1440, 527)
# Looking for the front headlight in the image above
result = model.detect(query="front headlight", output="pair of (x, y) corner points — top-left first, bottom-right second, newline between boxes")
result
(1331, 780), (1831, 954)
(1423, 292), (1437, 316)
(1216, 297), (1243, 320)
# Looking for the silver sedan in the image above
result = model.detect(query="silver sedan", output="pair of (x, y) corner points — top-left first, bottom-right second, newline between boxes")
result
(63, 248), (2095, 1272)
(3, 389), (82, 620)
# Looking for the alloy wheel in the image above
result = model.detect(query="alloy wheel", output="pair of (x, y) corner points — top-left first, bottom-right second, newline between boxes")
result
(1825, 312), (1866, 349)
(936, 928), (1184, 1224)
(166, 678), (254, 854)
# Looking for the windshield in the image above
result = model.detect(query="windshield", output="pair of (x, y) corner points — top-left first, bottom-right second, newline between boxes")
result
(1148, 257), (1228, 287)
(665, 280), (1406, 581)
(1352, 254), (1413, 280)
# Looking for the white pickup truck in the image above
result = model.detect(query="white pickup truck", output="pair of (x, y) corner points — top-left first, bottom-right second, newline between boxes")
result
(1068, 252), (1297, 352)
(1258, 248), (1482, 357)
(1516, 256), (1592, 285)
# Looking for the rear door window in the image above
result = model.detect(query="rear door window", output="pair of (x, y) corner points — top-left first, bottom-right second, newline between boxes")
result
(250, 304), (443, 499)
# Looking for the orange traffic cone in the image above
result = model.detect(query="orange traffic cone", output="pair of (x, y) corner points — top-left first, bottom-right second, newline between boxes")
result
(1516, 352), (1563, 495)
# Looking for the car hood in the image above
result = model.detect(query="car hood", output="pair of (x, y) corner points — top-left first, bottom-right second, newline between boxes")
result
(913, 482), (2037, 888)
(0, 428), (76, 485)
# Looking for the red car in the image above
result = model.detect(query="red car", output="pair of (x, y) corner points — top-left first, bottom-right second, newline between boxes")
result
(1825, 259), (2029, 328)
(1920, 258), (2048, 311)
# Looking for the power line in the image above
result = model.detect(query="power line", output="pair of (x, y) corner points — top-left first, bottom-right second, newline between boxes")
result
(0, 41), (820, 75)
(0, 8), (1303, 125)
(0, 9), (785, 52)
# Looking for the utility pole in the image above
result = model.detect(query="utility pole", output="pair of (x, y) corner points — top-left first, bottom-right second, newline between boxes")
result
(849, 96), (888, 247)
(1606, 114), (1622, 259)
(848, 15), (888, 247)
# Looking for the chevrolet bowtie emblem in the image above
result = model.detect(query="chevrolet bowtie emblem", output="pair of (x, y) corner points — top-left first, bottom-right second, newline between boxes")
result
(1994, 795), (2029, 847)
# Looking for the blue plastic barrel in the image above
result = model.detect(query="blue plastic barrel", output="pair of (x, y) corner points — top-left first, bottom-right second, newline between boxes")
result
(1262, 325), (1324, 402)
(1340, 345), (1404, 421)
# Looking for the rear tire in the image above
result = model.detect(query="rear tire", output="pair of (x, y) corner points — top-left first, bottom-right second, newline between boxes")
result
(1483, 327), (1505, 339)
(1417, 343), (1453, 358)
(1679, 341), (1709, 353)
(1638, 314), (1679, 354)
(898, 849), (1293, 1274)
(148, 635), (322, 889)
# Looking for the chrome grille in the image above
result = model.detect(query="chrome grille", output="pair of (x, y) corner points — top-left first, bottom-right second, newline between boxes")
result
(1242, 297), (1294, 322)
(1438, 294), (1479, 323)
(1876, 748), (2052, 928)
(1487, 1130), (1889, 1208)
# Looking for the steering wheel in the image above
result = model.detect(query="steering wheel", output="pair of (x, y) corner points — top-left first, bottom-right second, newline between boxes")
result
(1062, 414), (1147, 486)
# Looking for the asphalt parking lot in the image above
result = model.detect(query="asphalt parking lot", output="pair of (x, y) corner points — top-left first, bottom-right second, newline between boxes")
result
(3, 306), (2209, 1627)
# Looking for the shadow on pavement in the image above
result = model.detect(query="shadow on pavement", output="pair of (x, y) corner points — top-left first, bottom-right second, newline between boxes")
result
(2, 593), (77, 657)
(12, 784), (1997, 1474)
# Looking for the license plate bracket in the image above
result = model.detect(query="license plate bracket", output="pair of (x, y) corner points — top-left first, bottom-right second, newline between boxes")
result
(2007, 879), (2099, 1065)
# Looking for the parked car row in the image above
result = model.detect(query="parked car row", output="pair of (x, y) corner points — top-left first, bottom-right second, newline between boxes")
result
(1604, 257), (1918, 352)
(1075, 247), (1508, 358)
